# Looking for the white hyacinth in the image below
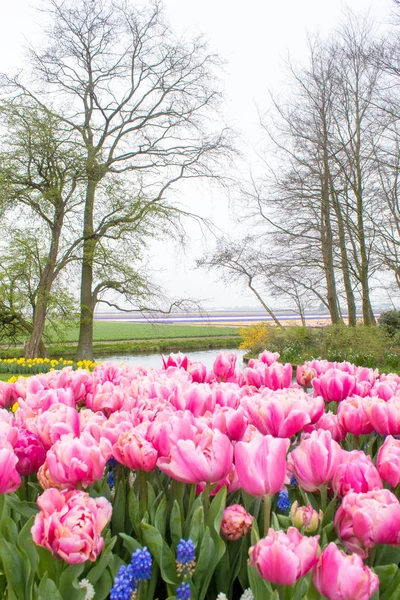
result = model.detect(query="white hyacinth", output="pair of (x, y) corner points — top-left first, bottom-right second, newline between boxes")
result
(78, 578), (95, 600)
(240, 589), (254, 600)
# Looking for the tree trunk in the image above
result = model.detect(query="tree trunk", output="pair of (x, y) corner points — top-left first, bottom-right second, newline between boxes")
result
(75, 177), (97, 360)
(320, 157), (342, 325)
(330, 186), (357, 326)
(248, 280), (282, 327)
(24, 217), (63, 358)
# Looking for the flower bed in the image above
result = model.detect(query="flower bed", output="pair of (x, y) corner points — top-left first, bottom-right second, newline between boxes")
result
(0, 350), (399, 599)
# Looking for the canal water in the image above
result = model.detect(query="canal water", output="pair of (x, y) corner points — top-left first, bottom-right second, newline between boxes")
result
(97, 348), (246, 370)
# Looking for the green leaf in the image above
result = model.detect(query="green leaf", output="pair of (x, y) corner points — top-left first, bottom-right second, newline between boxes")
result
(37, 574), (63, 600)
(247, 564), (274, 600)
(0, 537), (26, 599)
(376, 564), (400, 600)
(193, 527), (214, 598)
(5, 495), (39, 519)
(111, 479), (126, 535)
(187, 505), (205, 547)
(93, 568), (113, 600)
(85, 533), (116, 586)
(58, 564), (86, 600)
(154, 495), (167, 538)
(141, 522), (178, 585)
(277, 515), (292, 529)
(170, 500), (183, 547)
(321, 496), (338, 528)
(271, 511), (280, 531)
(128, 487), (142, 541)
(18, 516), (39, 600)
(375, 545), (400, 567)
(119, 532), (142, 555)
(206, 486), (227, 535)
(375, 564), (398, 593)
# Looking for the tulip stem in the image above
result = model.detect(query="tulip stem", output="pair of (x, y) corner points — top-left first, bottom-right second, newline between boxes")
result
(264, 495), (271, 537)
(320, 484), (328, 513)
(204, 482), (212, 520)
(138, 470), (148, 517)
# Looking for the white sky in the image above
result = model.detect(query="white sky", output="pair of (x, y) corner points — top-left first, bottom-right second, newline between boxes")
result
(0, 0), (396, 310)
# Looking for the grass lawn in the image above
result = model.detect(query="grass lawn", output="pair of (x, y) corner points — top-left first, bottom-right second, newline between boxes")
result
(0, 373), (11, 382)
(46, 321), (239, 343)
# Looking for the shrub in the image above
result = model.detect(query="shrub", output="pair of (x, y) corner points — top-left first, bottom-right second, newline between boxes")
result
(379, 309), (400, 337)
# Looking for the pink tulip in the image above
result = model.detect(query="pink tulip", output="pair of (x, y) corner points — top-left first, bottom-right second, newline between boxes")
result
(113, 430), (158, 472)
(21, 388), (76, 413)
(244, 390), (324, 438)
(187, 361), (209, 383)
(213, 352), (237, 381)
(332, 450), (382, 497)
(14, 428), (46, 476)
(312, 368), (357, 402)
(148, 413), (199, 457)
(28, 403), (81, 449)
(296, 365), (317, 388)
(335, 489), (400, 557)
(221, 504), (253, 540)
(86, 381), (126, 416)
(370, 381), (397, 401)
(337, 396), (374, 436)
(235, 433), (290, 496)
(212, 406), (247, 441)
(31, 488), (112, 563)
(183, 384), (214, 416)
(244, 362), (292, 390)
(157, 427), (233, 484)
(366, 396), (400, 435)
(0, 381), (15, 409)
(0, 437), (21, 494)
(287, 430), (343, 492)
(248, 350), (280, 367)
(315, 411), (346, 442)
(249, 527), (319, 586)
(290, 502), (322, 534)
(46, 433), (112, 489)
(313, 543), (379, 600)
(377, 435), (400, 488)
(162, 352), (189, 370)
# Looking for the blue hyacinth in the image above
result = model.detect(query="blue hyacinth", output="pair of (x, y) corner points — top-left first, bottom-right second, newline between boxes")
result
(107, 470), (115, 487)
(131, 547), (152, 582)
(107, 456), (118, 469)
(176, 582), (192, 600)
(290, 474), (297, 486)
(176, 538), (196, 577)
(109, 564), (136, 600)
(277, 489), (290, 512)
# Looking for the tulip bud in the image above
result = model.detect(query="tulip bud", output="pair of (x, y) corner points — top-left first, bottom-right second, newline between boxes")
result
(290, 501), (322, 534)
(221, 504), (253, 541)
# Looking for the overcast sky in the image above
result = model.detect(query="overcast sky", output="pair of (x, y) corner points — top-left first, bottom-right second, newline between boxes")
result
(0, 0), (396, 310)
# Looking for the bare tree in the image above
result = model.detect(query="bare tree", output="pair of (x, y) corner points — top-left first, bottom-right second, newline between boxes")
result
(8, 0), (233, 359)
(197, 237), (283, 326)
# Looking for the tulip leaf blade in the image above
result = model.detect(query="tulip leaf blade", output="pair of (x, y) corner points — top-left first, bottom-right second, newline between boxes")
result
(36, 574), (63, 600)
(170, 500), (183, 547)
(141, 522), (178, 585)
(206, 485), (227, 535)
(247, 563), (274, 600)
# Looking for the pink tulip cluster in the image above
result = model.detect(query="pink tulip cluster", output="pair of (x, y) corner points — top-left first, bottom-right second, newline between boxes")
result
(31, 488), (112, 563)
(1, 347), (400, 597)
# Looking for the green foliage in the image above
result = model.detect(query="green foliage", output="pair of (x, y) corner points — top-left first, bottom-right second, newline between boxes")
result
(379, 310), (400, 337)
(241, 323), (400, 372)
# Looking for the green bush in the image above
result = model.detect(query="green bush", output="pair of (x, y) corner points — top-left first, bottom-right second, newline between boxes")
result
(379, 309), (400, 336)
(242, 323), (400, 373)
